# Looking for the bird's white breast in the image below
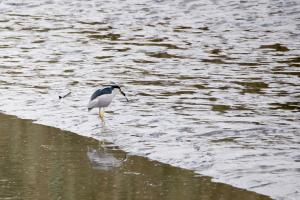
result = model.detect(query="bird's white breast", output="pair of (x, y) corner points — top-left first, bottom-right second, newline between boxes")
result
(88, 89), (118, 108)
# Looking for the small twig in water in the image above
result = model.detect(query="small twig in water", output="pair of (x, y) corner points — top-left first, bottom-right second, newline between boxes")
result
(59, 91), (71, 99)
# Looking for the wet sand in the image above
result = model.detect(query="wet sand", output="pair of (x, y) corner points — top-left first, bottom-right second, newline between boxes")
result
(0, 113), (270, 200)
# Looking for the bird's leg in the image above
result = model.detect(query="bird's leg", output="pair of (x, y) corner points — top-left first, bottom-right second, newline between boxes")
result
(98, 107), (102, 118)
(99, 107), (105, 121)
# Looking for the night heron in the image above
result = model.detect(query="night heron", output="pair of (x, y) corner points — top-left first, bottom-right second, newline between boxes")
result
(88, 85), (129, 120)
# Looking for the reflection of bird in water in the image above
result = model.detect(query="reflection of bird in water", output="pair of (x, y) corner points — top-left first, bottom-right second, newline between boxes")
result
(87, 85), (129, 121)
(87, 147), (123, 171)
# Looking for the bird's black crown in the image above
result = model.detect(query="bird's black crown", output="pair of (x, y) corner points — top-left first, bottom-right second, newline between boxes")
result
(111, 85), (121, 90)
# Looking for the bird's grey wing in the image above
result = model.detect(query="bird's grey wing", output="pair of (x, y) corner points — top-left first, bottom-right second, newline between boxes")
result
(90, 87), (112, 101)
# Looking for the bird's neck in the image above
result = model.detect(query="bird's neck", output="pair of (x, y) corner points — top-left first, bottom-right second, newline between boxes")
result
(112, 88), (119, 97)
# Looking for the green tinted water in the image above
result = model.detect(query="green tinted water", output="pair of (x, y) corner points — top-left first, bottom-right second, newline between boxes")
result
(0, 113), (270, 200)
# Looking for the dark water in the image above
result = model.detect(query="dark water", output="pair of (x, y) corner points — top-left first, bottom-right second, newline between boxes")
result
(0, 0), (299, 199)
(0, 113), (270, 200)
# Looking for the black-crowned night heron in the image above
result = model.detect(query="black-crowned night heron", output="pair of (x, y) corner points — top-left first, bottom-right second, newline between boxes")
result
(88, 85), (128, 120)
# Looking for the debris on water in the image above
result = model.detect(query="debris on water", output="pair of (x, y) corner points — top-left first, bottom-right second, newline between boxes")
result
(59, 91), (71, 99)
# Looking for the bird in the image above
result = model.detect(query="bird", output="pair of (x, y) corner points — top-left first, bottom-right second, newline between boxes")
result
(87, 85), (129, 120)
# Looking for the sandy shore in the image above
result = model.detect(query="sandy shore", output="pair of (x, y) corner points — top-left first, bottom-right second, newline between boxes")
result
(0, 113), (271, 200)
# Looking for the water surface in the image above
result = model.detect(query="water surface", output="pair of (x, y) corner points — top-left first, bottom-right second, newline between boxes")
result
(0, 113), (271, 200)
(0, 0), (299, 199)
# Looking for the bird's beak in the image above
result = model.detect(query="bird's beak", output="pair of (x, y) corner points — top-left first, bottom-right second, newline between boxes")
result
(120, 90), (129, 102)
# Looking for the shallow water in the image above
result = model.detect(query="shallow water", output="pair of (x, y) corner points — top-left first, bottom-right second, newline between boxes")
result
(0, 0), (299, 199)
(0, 113), (271, 200)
